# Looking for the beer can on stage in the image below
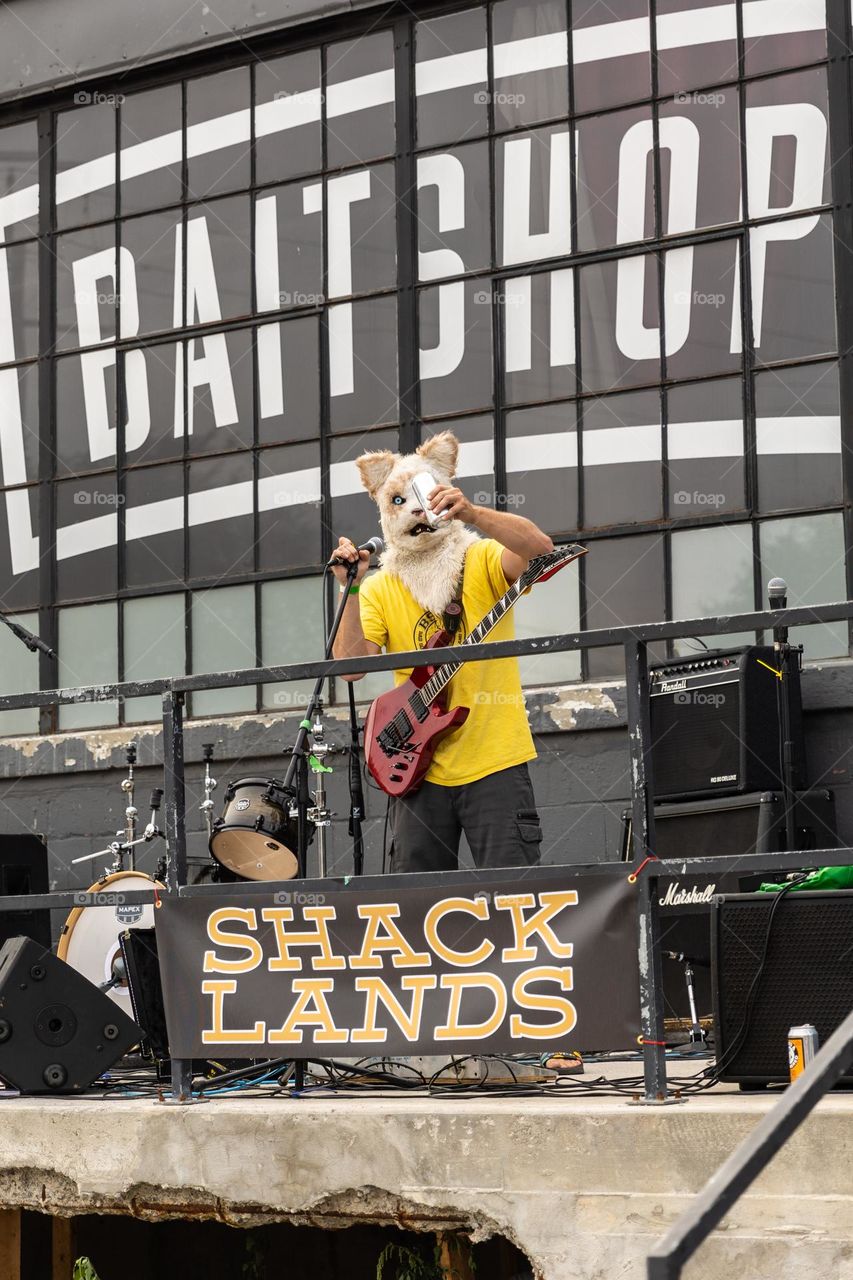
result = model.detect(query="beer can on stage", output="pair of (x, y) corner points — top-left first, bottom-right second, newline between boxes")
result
(788, 1024), (819, 1081)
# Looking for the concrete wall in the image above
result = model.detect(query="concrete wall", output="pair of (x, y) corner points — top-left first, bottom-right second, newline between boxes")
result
(0, 661), (849, 923)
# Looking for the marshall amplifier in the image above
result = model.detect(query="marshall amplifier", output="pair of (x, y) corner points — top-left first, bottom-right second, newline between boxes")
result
(649, 646), (805, 801)
(620, 790), (838, 1021)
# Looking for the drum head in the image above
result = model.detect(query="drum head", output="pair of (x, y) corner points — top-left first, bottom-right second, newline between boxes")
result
(57, 871), (158, 1018)
(210, 829), (299, 882)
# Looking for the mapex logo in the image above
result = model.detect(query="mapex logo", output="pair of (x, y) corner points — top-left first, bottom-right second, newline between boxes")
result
(659, 881), (717, 907)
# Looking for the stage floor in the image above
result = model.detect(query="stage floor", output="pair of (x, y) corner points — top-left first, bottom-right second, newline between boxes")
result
(0, 1057), (850, 1280)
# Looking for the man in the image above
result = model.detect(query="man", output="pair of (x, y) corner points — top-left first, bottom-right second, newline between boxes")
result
(330, 430), (554, 874)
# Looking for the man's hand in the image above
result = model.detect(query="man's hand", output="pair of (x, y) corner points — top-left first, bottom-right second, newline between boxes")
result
(328, 536), (372, 587)
(427, 483), (480, 524)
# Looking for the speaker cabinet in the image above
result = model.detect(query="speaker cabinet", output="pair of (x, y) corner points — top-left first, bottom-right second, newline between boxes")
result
(713, 891), (853, 1085)
(0, 936), (141, 1093)
(649, 646), (805, 800)
(620, 790), (839, 1021)
(0, 835), (50, 951)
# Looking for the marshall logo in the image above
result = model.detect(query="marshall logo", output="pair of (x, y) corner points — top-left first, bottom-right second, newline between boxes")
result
(659, 881), (717, 908)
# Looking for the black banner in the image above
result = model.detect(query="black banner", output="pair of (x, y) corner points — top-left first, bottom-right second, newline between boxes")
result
(155, 873), (640, 1057)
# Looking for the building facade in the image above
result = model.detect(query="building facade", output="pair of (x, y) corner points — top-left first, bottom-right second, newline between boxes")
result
(0, 0), (850, 886)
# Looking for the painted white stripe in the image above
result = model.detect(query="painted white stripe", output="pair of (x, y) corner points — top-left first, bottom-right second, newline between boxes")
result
(188, 480), (254, 526)
(255, 88), (323, 137)
(493, 31), (568, 79)
(668, 419), (744, 459)
(415, 48), (488, 96)
(120, 131), (182, 185)
(572, 16), (650, 64)
(55, 154), (116, 206)
(326, 69), (395, 118)
(125, 496), (184, 541)
(756, 414), (841, 454)
(583, 423), (661, 466)
(507, 431), (577, 472)
(742, 0), (825, 39)
(657, 4), (737, 49)
(186, 108), (251, 159)
(257, 468), (322, 509)
(55, 512), (117, 560)
(329, 459), (362, 498)
(0, 185), (38, 234)
(457, 438), (496, 477)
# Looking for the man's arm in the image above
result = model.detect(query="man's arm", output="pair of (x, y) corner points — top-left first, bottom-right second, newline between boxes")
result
(328, 535), (381, 681)
(427, 484), (554, 583)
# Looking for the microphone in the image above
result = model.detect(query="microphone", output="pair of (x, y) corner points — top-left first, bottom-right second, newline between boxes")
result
(663, 949), (710, 968)
(100, 954), (126, 992)
(329, 536), (384, 566)
(768, 577), (788, 610)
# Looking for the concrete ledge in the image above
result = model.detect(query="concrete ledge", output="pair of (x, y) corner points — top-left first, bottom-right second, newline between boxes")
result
(0, 1077), (851, 1280)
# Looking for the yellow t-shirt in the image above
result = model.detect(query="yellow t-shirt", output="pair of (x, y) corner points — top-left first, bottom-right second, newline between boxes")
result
(358, 537), (536, 787)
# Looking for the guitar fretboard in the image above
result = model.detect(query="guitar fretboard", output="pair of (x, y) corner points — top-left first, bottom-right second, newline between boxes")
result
(417, 578), (525, 708)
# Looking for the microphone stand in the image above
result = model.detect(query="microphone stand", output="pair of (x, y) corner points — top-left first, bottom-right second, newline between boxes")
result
(283, 557), (360, 877)
(0, 612), (55, 658)
(768, 578), (800, 853)
(348, 682), (365, 876)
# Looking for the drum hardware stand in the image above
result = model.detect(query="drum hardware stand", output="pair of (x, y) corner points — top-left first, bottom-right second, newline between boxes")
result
(284, 556), (361, 877)
(200, 742), (218, 839)
(306, 714), (334, 878)
(72, 788), (165, 873)
(767, 577), (803, 853)
(121, 744), (138, 870)
(664, 950), (707, 1046)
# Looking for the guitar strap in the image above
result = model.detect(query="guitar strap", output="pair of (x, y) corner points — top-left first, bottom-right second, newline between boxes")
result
(441, 549), (467, 641)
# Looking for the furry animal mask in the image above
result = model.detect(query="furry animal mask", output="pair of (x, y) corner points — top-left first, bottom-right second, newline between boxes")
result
(356, 431), (480, 616)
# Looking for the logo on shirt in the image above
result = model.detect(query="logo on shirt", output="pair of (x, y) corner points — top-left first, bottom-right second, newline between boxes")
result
(413, 610), (467, 649)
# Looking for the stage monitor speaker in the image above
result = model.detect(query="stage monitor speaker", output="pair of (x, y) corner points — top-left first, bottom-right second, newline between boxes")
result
(0, 834), (50, 951)
(620, 790), (838, 1021)
(0, 936), (141, 1093)
(713, 891), (853, 1086)
(649, 646), (805, 800)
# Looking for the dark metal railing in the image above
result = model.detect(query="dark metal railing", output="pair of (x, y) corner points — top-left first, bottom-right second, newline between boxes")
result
(0, 597), (851, 1109)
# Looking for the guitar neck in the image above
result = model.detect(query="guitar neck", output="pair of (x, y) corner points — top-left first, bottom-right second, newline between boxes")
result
(419, 579), (525, 706)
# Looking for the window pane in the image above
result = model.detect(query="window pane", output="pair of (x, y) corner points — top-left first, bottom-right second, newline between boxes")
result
(419, 278), (492, 417)
(2, 242), (39, 361)
(502, 270), (576, 404)
(755, 361), (841, 514)
(0, 488), (40, 611)
(417, 142), (491, 277)
(329, 427), (399, 548)
(423, 415), (495, 510)
(123, 593), (186, 722)
(584, 533), (665, 678)
(516, 557), (581, 686)
(2, 363), (39, 482)
(56, 352), (117, 475)
(505, 403), (577, 534)
(572, 0), (650, 113)
(254, 180), (323, 317)
(655, 0), (737, 97)
(184, 327), (254, 454)
(415, 9), (489, 149)
(185, 196), (251, 324)
(261, 576), (324, 710)
(0, 610), (39, 736)
(665, 239), (741, 381)
(582, 389), (661, 527)
(188, 452), (254, 579)
(255, 50), (322, 184)
(186, 68), (250, 199)
(120, 85), (182, 215)
(56, 102), (116, 229)
(59, 602), (118, 729)
(191, 583), (256, 717)
(671, 523), (755, 655)
(56, 224), (116, 352)
(491, 0), (568, 129)
(257, 316), (321, 445)
(667, 377), (745, 517)
(578, 255), (661, 392)
(258, 441), (323, 572)
(325, 32), (395, 168)
(0, 120), (39, 242)
(659, 88), (741, 233)
(746, 69), (830, 216)
(744, 7), (826, 75)
(55, 475), (118, 601)
(576, 106), (653, 251)
(751, 214), (836, 364)
(759, 513), (847, 660)
(329, 295), (398, 432)
(496, 126), (572, 269)
(122, 341), (183, 466)
(123, 463), (185, 589)
(120, 211), (181, 337)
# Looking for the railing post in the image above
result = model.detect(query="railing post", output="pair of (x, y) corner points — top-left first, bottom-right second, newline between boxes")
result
(624, 639), (668, 1103)
(161, 689), (192, 1102)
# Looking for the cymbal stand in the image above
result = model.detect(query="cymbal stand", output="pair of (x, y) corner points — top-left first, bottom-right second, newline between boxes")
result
(200, 743), (218, 839)
(121, 744), (138, 871)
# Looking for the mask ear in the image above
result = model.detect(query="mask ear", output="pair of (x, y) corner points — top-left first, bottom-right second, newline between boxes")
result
(416, 430), (459, 479)
(356, 449), (396, 498)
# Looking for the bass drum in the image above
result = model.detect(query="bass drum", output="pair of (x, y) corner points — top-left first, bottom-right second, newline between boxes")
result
(209, 777), (304, 882)
(57, 870), (160, 1019)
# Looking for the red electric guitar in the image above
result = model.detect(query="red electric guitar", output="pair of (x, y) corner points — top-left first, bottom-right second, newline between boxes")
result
(364, 543), (588, 797)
